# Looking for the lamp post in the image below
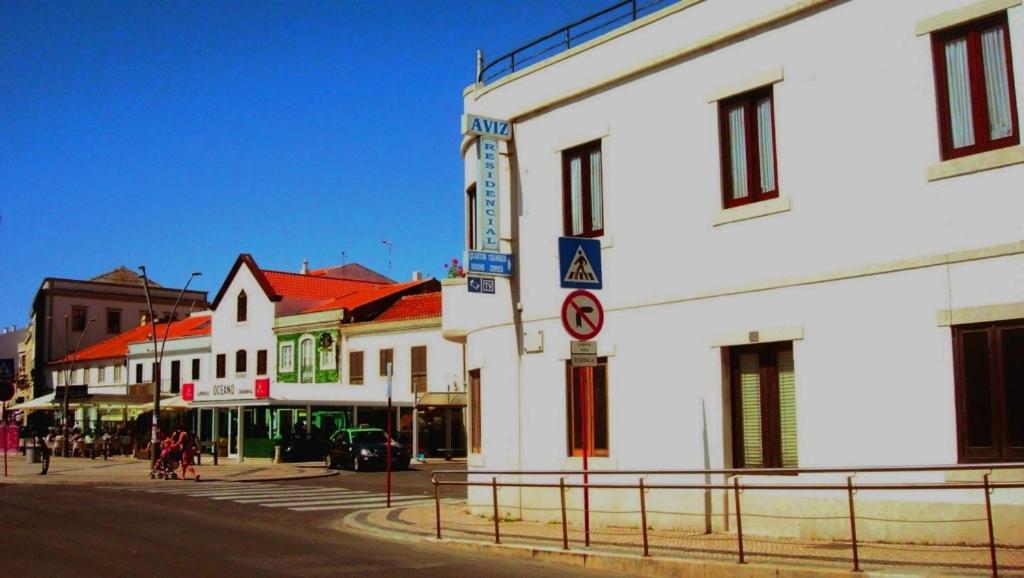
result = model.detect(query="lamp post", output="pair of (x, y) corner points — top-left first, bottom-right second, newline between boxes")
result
(138, 268), (201, 468)
(61, 315), (95, 456)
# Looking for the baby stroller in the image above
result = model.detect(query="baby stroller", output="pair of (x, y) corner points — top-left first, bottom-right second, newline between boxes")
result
(150, 448), (181, 480)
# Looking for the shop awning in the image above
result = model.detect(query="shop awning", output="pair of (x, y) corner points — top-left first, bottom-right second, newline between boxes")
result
(416, 392), (467, 408)
(135, 395), (189, 411)
(13, 393), (56, 410)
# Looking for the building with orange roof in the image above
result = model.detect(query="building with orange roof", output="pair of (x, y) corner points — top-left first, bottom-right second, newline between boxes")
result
(197, 254), (464, 461)
(39, 313), (212, 434)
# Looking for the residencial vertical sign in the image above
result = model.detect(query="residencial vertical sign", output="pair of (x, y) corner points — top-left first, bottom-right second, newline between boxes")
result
(463, 114), (511, 253)
(478, 138), (500, 251)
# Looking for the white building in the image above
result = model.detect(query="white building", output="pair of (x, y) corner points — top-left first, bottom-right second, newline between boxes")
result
(42, 313), (211, 433)
(196, 254), (463, 460)
(446, 0), (1024, 544)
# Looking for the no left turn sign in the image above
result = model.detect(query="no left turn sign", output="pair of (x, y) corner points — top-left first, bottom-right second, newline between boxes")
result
(561, 290), (604, 340)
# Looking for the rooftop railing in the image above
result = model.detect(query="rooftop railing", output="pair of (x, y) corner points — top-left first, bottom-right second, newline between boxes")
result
(433, 463), (1024, 576)
(477, 0), (677, 84)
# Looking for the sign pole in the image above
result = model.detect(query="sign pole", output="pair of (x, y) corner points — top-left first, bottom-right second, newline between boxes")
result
(386, 362), (393, 508)
(581, 370), (590, 547)
(3, 401), (8, 478)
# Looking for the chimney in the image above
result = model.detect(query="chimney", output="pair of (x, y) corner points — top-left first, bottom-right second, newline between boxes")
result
(411, 271), (423, 281)
(300, 259), (309, 275)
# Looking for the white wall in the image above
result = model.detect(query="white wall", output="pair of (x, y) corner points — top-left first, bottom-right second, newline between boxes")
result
(450, 0), (1024, 483)
(210, 265), (277, 394)
(128, 333), (211, 395)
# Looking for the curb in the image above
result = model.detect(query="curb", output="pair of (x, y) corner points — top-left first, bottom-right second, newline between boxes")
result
(338, 507), (930, 578)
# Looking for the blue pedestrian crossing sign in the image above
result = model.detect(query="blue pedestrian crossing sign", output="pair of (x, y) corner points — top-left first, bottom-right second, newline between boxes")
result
(559, 237), (602, 289)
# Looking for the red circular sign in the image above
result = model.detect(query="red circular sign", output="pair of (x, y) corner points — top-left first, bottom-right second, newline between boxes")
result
(561, 290), (604, 340)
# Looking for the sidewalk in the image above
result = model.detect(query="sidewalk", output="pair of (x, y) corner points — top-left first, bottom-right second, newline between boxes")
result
(342, 501), (1024, 578)
(0, 452), (336, 485)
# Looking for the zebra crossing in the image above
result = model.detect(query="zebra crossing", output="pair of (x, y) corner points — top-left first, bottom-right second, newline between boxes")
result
(100, 481), (435, 513)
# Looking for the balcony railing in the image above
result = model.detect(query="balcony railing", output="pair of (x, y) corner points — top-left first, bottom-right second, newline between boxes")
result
(433, 463), (1024, 575)
(477, 0), (677, 84)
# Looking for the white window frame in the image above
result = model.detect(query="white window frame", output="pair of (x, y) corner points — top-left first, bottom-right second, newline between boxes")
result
(319, 340), (337, 370)
(113, 364), (122, 384)
(279, 342), (295, 372)
(299, 336), (315, 384)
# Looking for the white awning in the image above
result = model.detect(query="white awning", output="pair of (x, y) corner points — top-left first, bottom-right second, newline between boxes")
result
(13, 393), (56, 410)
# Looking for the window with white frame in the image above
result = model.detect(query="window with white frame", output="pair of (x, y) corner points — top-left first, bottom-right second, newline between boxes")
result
(114, 365), (122, 383)
(97, 366), (106, 383)
(279, 342), (295, 372)
(320, 342), (336, 370)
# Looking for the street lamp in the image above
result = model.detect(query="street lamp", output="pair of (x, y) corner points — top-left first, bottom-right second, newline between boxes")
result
(138, 268), (202, 468)
(60, 315), (95, 456)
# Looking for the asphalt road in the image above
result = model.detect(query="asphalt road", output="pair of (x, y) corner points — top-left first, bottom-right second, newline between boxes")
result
(296, 460), (468, 499)
(0, 467), (628, 578)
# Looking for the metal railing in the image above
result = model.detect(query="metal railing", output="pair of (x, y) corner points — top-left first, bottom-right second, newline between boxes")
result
(432, 463), (1024, 576)
(477, 0), (676, 84)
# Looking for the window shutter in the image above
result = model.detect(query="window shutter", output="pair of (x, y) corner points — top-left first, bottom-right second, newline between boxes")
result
(349, 351), (364, 384)
(411, 346), (427, 393)
(777, 349), (799, 468)
(738, 353), (763, 468)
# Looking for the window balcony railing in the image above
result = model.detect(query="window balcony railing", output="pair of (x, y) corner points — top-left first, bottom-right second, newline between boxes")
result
(477, 0), (676, 84)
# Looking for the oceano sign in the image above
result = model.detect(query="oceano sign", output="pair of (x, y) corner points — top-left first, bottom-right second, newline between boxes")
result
(195, 382), (255, 401)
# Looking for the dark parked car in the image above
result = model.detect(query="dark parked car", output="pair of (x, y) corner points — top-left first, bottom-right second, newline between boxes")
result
(328, 427), (410, 472)
(281, 432), (327, 463)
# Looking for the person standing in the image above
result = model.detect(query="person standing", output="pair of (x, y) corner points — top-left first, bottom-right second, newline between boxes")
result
(177, 429), (199, 481)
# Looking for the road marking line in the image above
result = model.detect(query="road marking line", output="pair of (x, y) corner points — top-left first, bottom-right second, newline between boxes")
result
(231, 490), (372, 503)
(289, 498), (435, 512)
(142, 485), (282, 495)
(261, 494), (427, 509)
(205, 488), (354, 500)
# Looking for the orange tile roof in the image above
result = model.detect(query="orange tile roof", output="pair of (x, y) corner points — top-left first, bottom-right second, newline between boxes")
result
(263, 270), (390, 302)
(53, 315), (212, 363)
(300, 280), (430, 314)
(373, 292), (442, 323)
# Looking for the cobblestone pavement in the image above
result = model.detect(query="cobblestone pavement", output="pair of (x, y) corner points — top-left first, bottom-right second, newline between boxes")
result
(349, 501), (1024, 577)
(0, 451), (335, 484)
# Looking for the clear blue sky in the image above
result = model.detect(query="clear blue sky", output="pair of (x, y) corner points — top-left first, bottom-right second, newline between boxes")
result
(0, 0), (609, 327)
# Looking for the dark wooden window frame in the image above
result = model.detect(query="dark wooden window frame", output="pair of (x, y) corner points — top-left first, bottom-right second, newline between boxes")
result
(466, 183), (478, 251)
(729, 342), (795, 470)
(931, 12), (1020, 161)
(349, 351), (364, 385)
(170, 360), (181, 394)
(411, 345), (427, 393)
(235, 350), (247, 374)
(565, 357), (610, 458)
(106, 309), (121, 334)
(379, 348), (394, 377)
(237, 290), (248, 323)
(71, 306), (88, 332)
(718, 86), (780, 209)
(257, 349), (268, 376)
(135, 363), (143, 385)
(561, 139), (604, 238)
(191, 358), (200, 381)
(216, 354), (226, 379)
(470, 369), (482, 454)
(952, 318), (1024, 463)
